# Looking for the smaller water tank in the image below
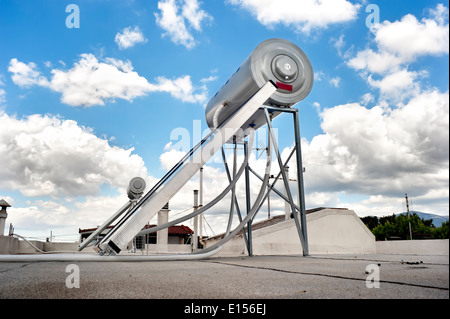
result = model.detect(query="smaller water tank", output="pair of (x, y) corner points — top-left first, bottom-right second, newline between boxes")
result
(127, 177), (146, 200)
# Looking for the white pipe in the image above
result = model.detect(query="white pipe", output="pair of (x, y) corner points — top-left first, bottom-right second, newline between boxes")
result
(0, 246), (223, 262)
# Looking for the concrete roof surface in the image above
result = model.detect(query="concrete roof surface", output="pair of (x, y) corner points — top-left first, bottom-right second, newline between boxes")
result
(0, 253), (448, 299)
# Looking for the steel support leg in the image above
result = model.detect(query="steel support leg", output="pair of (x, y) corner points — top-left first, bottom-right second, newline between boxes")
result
(244, 141), (253, 256)
(263, 107), (308, 255)
(293, 109), (309, 255)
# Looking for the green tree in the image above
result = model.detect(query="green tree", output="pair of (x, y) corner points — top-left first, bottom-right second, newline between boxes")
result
(432, 221), (449, 239)
(361, 216), (379, 230)
(365, 212), (444, 240)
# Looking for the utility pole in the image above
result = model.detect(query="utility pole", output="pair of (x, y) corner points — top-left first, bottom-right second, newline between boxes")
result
(405, 193), (413, 240)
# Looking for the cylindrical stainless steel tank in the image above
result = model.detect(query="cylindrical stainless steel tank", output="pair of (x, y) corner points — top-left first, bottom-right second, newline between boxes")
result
(205, 38), (313, 133)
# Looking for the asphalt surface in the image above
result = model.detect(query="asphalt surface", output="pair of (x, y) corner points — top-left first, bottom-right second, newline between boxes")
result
(0, 253), (448, 299)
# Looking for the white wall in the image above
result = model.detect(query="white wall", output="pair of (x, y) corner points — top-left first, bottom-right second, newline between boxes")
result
(376, 239), (449, 255)
(306, 209), (376, 254)
(0, 236), (18, 254)
(205, 208), (376, 256)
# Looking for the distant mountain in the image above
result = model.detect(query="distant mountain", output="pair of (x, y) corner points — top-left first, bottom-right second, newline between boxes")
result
(396, 211), (449, 227)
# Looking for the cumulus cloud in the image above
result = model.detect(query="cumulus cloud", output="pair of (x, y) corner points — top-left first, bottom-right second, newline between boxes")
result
(347, 4), (449, 101)
(293, 90), (449, 203)
(347, 49), (403, 75)
(374, 10), (449, 60)
(8, 58), (50, 87)
(367, 69), (426, 101)
(115, 26), (148, 49)
(228, 0), (360, 33)
(0, 112), (150, 197)
(155, 0), (212, 49)
(7, 193), (132, 238)
(350, 5), (448, 71)
(8, 54), (208, 106)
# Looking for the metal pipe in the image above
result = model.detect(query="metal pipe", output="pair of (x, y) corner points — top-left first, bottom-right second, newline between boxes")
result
(0, 247), (224, 262)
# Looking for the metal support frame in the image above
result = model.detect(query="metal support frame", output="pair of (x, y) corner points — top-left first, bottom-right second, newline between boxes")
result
(257, 105), (308, 256)
(217, 105), (309, 256)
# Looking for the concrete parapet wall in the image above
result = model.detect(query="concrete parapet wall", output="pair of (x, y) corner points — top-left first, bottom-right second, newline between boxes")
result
(17, 239), (45, 254)
(0, 236), (18, 254)
(0, 237), (79, 254)
(376, 239), (449, 255)
(205, 208), (377, 256)
(43, 242), (79, 252)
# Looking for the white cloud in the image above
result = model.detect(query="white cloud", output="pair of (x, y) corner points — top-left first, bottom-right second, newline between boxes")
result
(298, 90), (449, 203)
(314, 71), (342, 88)
(374, 11), (449, 60)
(314, 71), (324, 81)
(159, 148), (186, 170)
(50, 54), (151, 106)
(228, 0), (360, 33)
(155, 0), (212, 49)
(347, 49), (404, 74)
(8, 54), (208, 106)
(115, 26), (148, 49)
(7, 193), (131, 239)
(367, 69), (426, 101)
(346, 4), (449, 101)
(0, 112), (150, 197)
(360, 93), (374, 105)
(8, 58), (50, 87)
(329, 76), (341, 88)
(152, 75), (208, 103)
(330, 34), (352, 58)
(182, 0), (212, 31)
(200, 75), (218, 83)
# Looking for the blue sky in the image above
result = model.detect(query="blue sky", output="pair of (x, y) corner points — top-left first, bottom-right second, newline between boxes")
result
(0, 0), (448, 241)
